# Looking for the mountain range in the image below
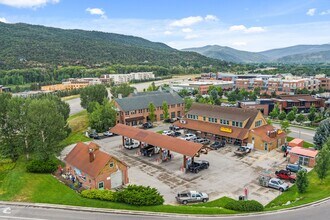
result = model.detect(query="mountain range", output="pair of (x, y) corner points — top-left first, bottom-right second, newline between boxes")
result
(182, 44), (330, 64)
(0, 22), (224, 69)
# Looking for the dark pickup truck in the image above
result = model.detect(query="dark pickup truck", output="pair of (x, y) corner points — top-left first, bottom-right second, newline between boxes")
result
(188, 160), (209, 173)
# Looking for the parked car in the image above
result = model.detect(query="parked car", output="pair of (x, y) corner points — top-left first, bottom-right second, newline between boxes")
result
(183, 133), (196, 141)
(124, 139), (140, 149)
(199, 138), (210, 145)
(286, 164), (307, 173)
(210, 141), (226, 150)
(234, 146), (251, 156)
(163, 130), (174, 136)
(169, 125), (180, 131)
(168, 131), (182, 137)
(103, 131), (114, 137)
(233, 139), (242, 146)
(189, 136), (198, 142)
(176, 191), (209, 204)
(267, 178), (289, 192)
(142, 122), (153, 129)
(188, 160), (209, 173)
(275, 170), (296, 183)
(88, 132), (100, 139)
(140, 145), (160, 157)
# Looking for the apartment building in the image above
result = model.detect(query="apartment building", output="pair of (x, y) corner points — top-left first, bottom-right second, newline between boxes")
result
(171, 81), (234, 95)
(115, 90), (185, 126)
(101, 72), (155, 84)
(273, 95), (324, 113)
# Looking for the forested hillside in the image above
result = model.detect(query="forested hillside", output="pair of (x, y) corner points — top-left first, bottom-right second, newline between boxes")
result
(0, 22), (225, 69)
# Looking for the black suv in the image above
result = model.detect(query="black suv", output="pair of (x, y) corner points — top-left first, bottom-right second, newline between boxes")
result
(89, 132), (100, 139)
(188, 160), (209, 173)
(142, 122), (153, 129)
(210, 141), (226, 150)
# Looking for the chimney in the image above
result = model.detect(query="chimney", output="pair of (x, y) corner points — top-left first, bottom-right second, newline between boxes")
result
(89, 148), (95, 163)
(118, 93), (122, 99)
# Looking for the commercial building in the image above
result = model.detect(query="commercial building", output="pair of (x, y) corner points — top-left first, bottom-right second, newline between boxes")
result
(101, 72), (155, 84)
(273, 95), (324, 113)
(289, 147), (318, 167)
(238, 99), (275, 116)
(64, 142), (129, 189)
(318, 77), (330, 91)
(174, 103), (286, 151)
(115, 90), (185, 126)
(171, 81), (234, 95)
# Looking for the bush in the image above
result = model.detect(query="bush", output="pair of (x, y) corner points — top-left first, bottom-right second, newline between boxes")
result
(81, 189), (115, 201)
(26, 158), (58, 173)
(224, 200), (264, 212)
(115, 185), (164, 206)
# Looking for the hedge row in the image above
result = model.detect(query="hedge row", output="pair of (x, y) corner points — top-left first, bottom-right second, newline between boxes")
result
(224, 200), (264, 212)
(26, 158), (58, 173)
(81, 185), (164, 206)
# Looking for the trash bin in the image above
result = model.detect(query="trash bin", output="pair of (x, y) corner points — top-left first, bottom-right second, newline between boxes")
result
(239, 195), (245, 201)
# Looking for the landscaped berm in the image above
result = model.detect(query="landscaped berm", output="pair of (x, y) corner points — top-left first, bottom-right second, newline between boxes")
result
(1, 157), (330, 214)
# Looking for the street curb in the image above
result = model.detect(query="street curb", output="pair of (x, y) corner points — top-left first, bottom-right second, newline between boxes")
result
(1, 196), (330, 218)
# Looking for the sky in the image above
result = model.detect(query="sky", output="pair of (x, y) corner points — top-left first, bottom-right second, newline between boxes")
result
(0, 0), (329, 52)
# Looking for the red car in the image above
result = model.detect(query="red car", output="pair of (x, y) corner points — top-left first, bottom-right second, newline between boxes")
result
(275, 170), (296, 183)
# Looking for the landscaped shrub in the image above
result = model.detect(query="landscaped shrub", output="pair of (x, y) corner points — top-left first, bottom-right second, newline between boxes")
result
(81, 189), (115, 201)
(26, 158), (58, 173)
(115, 185), (164, 206)
(224, 200), (264, 212)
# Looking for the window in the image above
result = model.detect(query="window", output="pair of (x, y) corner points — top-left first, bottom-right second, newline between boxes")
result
(109, 162), (114, 168)
(98, 181), (104, 189)
(160, 114), (164, 120)
(177, 111), (181, 117)
(125, 111), (129, 116)
(220, 119), (229, 125)
(171, 112), (176, 118)
(171, 104), (175, 108)
(255, 120), (262, 127)
(203, 116), (206, 121)
(177, 104), (180, 107)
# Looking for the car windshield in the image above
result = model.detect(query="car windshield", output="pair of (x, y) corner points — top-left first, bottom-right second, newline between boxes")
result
(278, 180), (284, 185)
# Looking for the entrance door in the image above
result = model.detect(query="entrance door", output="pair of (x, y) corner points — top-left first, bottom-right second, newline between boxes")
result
(264, 142), (268, 151)
(111, 170), (123, 189)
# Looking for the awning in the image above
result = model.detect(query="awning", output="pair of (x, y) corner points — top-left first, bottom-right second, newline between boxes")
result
(125, 116), (145, 122)
(110, 124), (203, 157)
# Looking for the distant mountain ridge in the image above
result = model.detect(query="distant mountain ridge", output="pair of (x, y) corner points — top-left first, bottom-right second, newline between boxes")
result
(182, 44), (330, 63)
(0, 22), (225, 69)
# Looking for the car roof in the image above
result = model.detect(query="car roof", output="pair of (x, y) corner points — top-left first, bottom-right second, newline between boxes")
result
(270, 178), (280, 181)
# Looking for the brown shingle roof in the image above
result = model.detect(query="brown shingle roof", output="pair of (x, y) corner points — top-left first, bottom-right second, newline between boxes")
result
(250, 124), (286, 143)
(277, 95), (320, 102)
(110, 124), (203, 157)
(187, 103), (260, 129)
(173, 119), (249, 140)
(64, 142), (120, 178)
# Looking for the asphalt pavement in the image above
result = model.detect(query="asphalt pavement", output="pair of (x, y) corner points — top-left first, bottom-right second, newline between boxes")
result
(0, 198), (329, 220)
(273, 124), (315, 143)
(65, 98), (83, 116)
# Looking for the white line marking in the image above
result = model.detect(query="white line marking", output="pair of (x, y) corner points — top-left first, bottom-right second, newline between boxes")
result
(2, 207), (11, 214)
(0, 216), (46, 220)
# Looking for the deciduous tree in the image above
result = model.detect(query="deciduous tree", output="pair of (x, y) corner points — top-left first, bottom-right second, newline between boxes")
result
(315, 138), (330, 182)
(81, 84), (108, 109)
(162, 101), (169, 120)
(148, 102), (156, 122)
(296, 170), (309, 194)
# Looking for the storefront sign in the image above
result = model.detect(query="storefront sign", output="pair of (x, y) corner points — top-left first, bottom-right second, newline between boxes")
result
(220, 127), (232, 133)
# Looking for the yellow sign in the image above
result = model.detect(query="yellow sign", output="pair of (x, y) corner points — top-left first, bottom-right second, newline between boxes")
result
(277, 129), (283, 134)
(220, 127), (232, 133)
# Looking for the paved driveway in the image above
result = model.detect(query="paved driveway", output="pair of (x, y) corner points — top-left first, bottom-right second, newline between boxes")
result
(61, 123), (292, 206)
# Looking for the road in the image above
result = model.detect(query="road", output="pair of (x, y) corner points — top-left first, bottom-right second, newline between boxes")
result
(273, 124), (315, 143)
(0, 199), (329, 220)
(65, 98), (83, 116)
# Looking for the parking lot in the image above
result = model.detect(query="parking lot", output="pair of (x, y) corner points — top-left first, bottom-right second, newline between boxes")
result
(61, 122), (292, 205)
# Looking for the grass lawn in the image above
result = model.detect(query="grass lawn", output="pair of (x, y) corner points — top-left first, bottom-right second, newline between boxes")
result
(0, 160), (236, 215)
(60, 110), (91, 147)
(265, 170), (330, 210)
(61, 94), (80, 101)
(287, 136), (314, 148)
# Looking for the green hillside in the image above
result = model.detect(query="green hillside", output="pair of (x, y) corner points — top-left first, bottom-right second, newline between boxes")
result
(0, 22), (224, 69)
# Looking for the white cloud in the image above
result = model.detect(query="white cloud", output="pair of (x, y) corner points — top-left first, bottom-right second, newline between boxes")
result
(229, 25), (265, 33)
(86, 8), (106, 18)
(232, 42), (247, 46)
(0, 17), (7, 23)
(170, 16), (203, 27)
(0, 0), (59, 8)
(184, 34), (199, 40)
(182, 28), (192, 33)
(306, 8), (316, 16)
(205, 14), (218, 21)
(164, 30), (172, 35)
(229, 25), (247, 31)
(320, 10), (330, 15)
